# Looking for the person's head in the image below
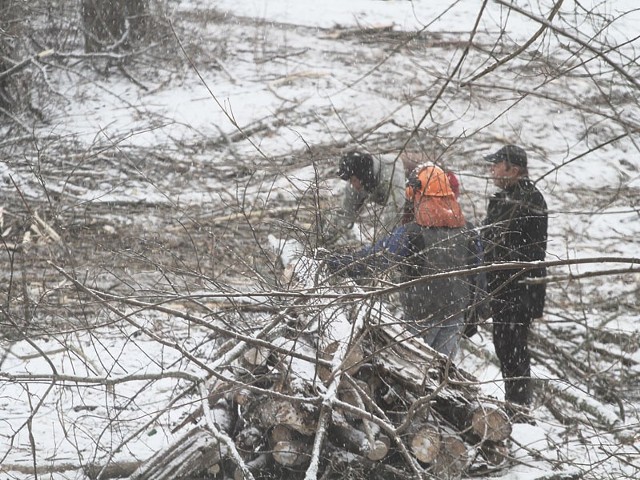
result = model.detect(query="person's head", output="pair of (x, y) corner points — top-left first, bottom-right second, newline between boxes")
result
(337, 151), (377, 192)
(484, 144), (528, 189)
(405, 164), (465, 227)
(405, 164), (454, 200)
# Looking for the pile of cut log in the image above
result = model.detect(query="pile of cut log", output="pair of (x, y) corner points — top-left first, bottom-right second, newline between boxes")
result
(130, 253), (513, 480)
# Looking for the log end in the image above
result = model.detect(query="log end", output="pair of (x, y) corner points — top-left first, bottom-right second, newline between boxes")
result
(272, 440), (309, 467)
(366, 435), (390, 461)
(471, 406), (512, 442)
(410, 425), (441, 464)
(433, 435), (469, 479)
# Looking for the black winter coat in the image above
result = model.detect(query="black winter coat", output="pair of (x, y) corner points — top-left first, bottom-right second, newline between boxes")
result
(482, 178), (548, 318)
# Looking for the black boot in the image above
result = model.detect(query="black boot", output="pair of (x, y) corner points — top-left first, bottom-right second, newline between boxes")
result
(504, 378), (535, 424)
(505, 376), (532, 406)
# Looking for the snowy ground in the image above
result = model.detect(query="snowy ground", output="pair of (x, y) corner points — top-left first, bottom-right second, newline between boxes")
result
(1, 0), (639, 479)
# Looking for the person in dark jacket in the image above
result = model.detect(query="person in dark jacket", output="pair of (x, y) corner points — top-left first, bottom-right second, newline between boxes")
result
(326, 164), (477, 357)
(481, 144), (548, 408)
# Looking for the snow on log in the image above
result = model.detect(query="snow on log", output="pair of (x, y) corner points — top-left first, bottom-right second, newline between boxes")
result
(409, 424), (441, 464)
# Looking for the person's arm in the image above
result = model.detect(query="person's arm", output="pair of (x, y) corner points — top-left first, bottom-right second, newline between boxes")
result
(318, 183), (367, 244)
(511, 193), (548, 264)
(521, 191), (548, 317)
(326, 225), (410, 277)
(463, 227), (492, 337)
(339, 182), (367, 228)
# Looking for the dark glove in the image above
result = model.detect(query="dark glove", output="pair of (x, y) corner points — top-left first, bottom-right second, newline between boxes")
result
(313, 247), (331, 260)
(317, 226), (341, 247)
(463, 299), (492, 338)
(315, 249), (346, 272)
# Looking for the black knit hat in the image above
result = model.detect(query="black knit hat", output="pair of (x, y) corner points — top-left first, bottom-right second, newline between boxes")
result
(337, 151), (377, 190)
(484, 145), (527, 168)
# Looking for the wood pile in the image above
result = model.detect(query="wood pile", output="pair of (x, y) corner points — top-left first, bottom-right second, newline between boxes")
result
(129, 253), (513, 480)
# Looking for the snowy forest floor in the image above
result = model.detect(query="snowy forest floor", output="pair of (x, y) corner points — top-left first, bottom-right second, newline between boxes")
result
(1, 1), (639, 479)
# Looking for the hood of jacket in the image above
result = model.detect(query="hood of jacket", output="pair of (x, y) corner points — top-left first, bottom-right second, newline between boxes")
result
(413, 195), (466, 228)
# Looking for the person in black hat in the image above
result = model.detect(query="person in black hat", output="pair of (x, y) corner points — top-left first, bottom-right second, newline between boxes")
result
(326, 151), (406, 243)
(481, 144), (548, 416)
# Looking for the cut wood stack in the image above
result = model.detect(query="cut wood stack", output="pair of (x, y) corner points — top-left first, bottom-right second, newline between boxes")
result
(129, 255), (513, 480)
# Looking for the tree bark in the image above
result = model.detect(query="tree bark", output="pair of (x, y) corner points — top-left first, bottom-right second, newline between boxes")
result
(272, 439), (311, 467)
(81, 0), (148, 53)
(0, 0), (25, 109)
(409, 424), (441, 464)
(329, 421), (389, 461)
(478, 441), (510, 466)
(127, 0), (149, 42)
(233, 454), (269, 480)
(82, 0), (125, 53)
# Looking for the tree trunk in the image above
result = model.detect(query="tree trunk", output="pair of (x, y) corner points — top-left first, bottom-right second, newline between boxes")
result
(127, 0), (149, 43)
(330, 406), (389, 462)
(272, 439), (311, 467)
(233, 454), (269, 480)
(0, 0), (25, 109)
(478, 441), (510, 466)
(82, 0), (147, 53)
(433, 398), (511, 442)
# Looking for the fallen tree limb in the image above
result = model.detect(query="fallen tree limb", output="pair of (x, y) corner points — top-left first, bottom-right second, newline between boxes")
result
(0, 50), (54, 82)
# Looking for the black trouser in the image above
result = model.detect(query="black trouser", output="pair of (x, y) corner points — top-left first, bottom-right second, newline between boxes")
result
(491, 291), (533, 405)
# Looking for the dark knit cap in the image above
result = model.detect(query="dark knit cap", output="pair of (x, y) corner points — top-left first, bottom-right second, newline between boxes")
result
(337, 151), (377, 190)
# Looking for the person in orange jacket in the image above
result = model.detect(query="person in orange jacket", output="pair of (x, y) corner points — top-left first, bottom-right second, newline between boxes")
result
(326, 164), (478, 357)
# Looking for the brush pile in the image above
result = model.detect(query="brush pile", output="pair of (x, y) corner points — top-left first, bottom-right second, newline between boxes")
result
(129, 249), (512, 480)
